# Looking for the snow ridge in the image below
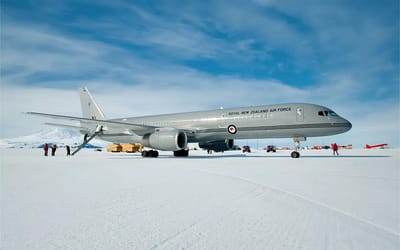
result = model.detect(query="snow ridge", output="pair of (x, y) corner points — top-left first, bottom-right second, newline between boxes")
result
(0, 128), (106, 148)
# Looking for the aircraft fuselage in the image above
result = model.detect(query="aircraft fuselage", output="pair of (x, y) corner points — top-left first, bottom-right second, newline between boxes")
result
(101, 103), (352, 144)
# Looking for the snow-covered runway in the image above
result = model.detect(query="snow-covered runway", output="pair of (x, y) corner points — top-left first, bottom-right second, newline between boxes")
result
(1, 149), (399, 249)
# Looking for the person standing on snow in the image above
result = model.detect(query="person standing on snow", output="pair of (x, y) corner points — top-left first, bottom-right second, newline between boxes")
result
(43, 143), (49, 156)
(51, 144), (57, 156)
(332, 143), (339, 156)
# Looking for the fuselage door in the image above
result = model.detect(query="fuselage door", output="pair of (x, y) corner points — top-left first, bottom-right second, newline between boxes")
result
(218, 113), (227, 128)
(296, 107), (304, 122)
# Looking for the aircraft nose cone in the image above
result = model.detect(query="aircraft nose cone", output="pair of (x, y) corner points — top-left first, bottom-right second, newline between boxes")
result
(344, 120), (352, 131)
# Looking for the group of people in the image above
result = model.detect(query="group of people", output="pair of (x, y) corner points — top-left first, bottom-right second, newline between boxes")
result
(43, 143), (71, 156)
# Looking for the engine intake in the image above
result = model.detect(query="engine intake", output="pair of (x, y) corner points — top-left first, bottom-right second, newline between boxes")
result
(142, 128), (187, 151)
(199, 139), (234, 152)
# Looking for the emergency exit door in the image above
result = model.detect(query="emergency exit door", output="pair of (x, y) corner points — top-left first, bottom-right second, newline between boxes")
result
(296, 107), (304, 122)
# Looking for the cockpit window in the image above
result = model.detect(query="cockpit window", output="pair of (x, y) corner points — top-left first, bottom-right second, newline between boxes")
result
(318, 110), (338, 117)
(329, 111), (338, 117)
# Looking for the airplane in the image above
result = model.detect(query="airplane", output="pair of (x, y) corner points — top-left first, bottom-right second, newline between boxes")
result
(27, 87), (352, 158)
(365, 143), (388, 149)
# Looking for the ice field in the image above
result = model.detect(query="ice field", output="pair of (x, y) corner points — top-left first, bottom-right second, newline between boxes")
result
(1, 148), (399, 249)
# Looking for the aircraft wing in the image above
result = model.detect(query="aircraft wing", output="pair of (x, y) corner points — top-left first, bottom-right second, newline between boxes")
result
(44, 122), (90, 131)
(26, 112), (158, 136)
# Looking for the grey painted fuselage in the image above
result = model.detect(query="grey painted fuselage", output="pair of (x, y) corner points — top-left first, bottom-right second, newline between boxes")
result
(101, 103), (352, 144)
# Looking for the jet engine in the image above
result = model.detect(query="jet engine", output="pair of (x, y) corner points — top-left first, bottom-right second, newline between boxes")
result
(142, 128), (187, 151)
(199, 139), (234, 152)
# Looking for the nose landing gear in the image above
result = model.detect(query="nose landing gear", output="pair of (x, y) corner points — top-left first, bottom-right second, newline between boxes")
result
(291, 137), (306, 158)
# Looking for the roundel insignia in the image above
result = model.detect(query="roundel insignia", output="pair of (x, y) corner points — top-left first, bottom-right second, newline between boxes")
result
(228, 125), (237, 134)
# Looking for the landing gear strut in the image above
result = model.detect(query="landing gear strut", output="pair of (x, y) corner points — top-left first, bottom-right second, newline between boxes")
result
(291, 137), (306, 158)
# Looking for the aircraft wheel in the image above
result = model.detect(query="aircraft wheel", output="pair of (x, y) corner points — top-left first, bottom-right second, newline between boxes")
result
(291, 151), (300, 158)
(174, 149), (189, 157)
(151, 150), (159, 158)
(142, 150), (159, 158)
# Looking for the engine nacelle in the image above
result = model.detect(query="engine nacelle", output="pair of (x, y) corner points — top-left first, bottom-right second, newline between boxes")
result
(142, 128), (187, 151)
(199, 139), (234, 152)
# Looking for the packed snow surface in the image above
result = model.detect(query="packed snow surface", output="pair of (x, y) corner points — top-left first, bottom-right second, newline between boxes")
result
(1, 148), (399, 250)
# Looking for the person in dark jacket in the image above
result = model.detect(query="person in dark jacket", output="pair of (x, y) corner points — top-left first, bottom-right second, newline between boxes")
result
(66, 145), (71, 156)
(43, 143), (49, 156)
(51, 144), (57, 156)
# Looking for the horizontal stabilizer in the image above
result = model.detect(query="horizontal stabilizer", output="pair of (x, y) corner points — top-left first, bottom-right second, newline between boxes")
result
(44, 122), (89, 131)
(26, 112), (158, 136)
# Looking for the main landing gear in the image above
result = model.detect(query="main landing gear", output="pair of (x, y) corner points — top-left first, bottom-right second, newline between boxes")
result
(141, 149), (189, 158)
(174, 149), (189, 157)
(291, 137), (306, 158)
(141, 150), (159, 158)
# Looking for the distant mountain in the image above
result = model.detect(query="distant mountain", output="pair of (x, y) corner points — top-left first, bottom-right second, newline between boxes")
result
(0, 128), (107, 148)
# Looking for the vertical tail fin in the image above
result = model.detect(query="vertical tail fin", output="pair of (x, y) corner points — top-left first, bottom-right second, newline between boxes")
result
(79, 87), (105, 120)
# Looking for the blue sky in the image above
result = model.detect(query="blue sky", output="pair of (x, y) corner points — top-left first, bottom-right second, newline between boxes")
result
(1, 0), (399, 148)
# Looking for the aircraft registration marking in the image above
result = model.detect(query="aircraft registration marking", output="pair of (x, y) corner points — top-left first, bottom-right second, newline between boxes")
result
(228, 107), (291, 116)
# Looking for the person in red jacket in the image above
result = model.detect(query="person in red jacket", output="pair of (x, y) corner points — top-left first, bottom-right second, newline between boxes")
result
(332, 143), (339, 156)
(43, 143), (49, 156)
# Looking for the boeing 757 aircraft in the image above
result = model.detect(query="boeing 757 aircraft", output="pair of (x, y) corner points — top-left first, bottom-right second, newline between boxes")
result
(28, 87), (352, 158)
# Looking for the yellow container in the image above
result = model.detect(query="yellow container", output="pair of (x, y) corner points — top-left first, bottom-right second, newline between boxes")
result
(121, 143), (143, 153)
(107, 144), (123, 152)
